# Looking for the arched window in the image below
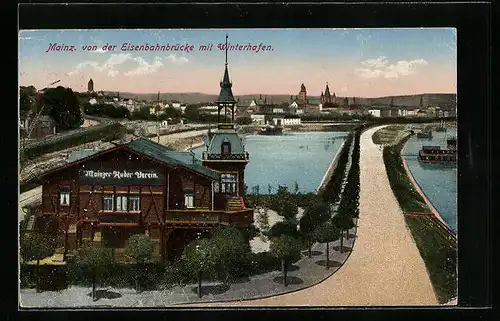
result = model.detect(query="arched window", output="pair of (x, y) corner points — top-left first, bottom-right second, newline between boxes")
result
(221, 142), (231, 155)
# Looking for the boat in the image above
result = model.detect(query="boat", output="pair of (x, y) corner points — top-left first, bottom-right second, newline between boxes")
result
(416, 130), (433, 139)
(258, 125), (283, 135)
(447, 136), (457, 149)
(418, 145), (457, 165)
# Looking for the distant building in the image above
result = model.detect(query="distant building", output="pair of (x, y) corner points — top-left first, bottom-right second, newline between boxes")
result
(87, 78), (94, 93)
(20, 114), (57, 139)
(250, 114), (265, 125)
(272, 117), (301, 126)
(368, 109), (381, 117)
(298, 83), (308, 107)
(320, 82), (336, 107)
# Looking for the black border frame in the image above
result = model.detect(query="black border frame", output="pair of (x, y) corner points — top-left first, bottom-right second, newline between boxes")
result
(9, 1), (493, 320)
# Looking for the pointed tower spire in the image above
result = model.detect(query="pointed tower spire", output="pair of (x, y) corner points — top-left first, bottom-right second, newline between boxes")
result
(225, 33), (228, 67)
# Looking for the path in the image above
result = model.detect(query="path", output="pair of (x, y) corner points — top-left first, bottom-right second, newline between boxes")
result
(186, 125), (438, 306)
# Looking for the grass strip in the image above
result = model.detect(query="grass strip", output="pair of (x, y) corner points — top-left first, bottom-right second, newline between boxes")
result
(383, 131), (457, 304)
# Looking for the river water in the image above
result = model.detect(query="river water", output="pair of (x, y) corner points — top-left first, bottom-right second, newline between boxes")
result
(403, 126), (457, 232)
(192, 132), (348, 194)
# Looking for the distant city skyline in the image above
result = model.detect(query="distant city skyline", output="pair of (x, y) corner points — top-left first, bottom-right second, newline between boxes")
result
(19, 29), (456, 97)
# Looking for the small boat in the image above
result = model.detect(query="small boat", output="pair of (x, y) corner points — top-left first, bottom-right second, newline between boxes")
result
(418, 145), (457, 165)
(447, 136), (457, 149)
(416, 130), (433, 139)
(258, 125), (283, 135)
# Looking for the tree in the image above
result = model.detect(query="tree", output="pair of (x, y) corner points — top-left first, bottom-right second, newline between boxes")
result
(267, 184), (272, 195)
(180, 238), (218, 298)
(256, 209), (270, 239)
(183, 105), (200, 121)
(124, 234), (154, 292)
(20, 233), (56, 292)
(74, 246), (113, 301)
(236, 116), (253, 125)
(332, 215), (355, 253)
(269, 235), (302, 287)
(294, 181), (299, 195)
(299, 201), (331, 258)
(313, 222), (341, 268)
(268, 220), (300, 239)
(19, 86), (37, 117)
(211, 227), (251, 283)
(39, 86), (83, 131)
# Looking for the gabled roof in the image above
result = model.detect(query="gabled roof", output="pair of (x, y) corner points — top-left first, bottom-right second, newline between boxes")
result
(41, 137), (220, 181)
(124, 138), (220, 180)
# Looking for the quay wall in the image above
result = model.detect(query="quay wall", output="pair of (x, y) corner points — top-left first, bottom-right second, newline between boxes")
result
(316, 140), (346, 194)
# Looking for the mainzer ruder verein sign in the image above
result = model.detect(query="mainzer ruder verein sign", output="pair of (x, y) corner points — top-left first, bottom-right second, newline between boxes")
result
(79, 168), (164, 186)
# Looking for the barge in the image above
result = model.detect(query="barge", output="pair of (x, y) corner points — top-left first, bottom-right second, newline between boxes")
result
(258, 125), (283, 135)
(416, 130), (433, 139)
(418, 145), (457, 164)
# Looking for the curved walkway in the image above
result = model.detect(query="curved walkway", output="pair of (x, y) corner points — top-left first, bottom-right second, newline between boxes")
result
(188, 125), (438, 307)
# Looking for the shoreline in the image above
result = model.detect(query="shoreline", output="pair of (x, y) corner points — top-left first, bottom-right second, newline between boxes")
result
(316, 140), (346, 194)
(400, 145), (454, 234)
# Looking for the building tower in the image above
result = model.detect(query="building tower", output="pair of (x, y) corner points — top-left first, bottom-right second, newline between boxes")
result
(298, 83), (307, 107)
(202, 34), (250, 205)
(321, 82), (335, 106)
(87, 78), (94, 93)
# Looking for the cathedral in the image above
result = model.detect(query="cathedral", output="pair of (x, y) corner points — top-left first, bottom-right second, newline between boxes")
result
(320, 82), (337, 107)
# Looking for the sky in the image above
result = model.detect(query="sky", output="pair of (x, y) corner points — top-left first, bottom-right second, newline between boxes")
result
(18, 29), (456, 97)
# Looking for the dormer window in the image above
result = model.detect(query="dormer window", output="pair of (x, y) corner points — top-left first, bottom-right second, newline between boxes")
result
(221, 142), (231, 155)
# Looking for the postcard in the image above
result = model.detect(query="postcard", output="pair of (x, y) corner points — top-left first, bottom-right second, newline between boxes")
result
(18, 28), (457, 308)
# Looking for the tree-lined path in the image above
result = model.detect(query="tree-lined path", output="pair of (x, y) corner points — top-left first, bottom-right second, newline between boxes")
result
(187, 125), (438, 306)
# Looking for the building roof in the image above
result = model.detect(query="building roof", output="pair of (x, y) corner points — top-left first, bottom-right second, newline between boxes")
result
(43, 137), (220, 181)
(67, 148), (102, 163)
(206, 131), (246, 156)
(124, 138), (219, 180)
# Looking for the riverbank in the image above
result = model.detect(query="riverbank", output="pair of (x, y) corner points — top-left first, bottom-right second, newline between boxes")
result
(402, 156), (452, 232)
(180, 125), (438, 307)
(316, 141), (346, 194)
(381, 129), (457, 304)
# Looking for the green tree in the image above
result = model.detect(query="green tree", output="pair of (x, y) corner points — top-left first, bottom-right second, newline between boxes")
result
(183, 105), (200, 122)
(269, 235), (302, 287)
(236, 116), (253, 125)
(124, 234), (155, 293)
(313, 222), (341, 269)
(299, 201), (331, 258)
(256, 209), (270, 239)
(294, 181), (299, 195)
(332, 215), (355, 253)
(267, 220), (300, 239)
(39, 86), (83, 131)
(211, 227), (251, 283)
(19, 86), (37, 117)
(20, 233), (56, 292)
(74, 246), (113, 301)
(180, 238), (218, 298)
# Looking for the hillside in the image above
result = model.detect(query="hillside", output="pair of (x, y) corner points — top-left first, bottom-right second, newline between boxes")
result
(100, 91), (456, 109)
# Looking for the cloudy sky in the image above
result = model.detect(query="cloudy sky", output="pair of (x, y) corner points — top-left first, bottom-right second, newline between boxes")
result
(19, 29), (456, 97)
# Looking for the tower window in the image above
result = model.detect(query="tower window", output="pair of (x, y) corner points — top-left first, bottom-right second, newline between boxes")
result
(221, 142), (231, 155)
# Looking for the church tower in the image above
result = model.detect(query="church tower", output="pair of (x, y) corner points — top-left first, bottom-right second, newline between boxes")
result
(202, 34), (250, 202)
(87, 78), (94, 93)
(298, 83), (307, 107)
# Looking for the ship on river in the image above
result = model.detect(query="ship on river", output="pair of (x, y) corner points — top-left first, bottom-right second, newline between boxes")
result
(258, 124), (283, 135)
(418, 137), (457, 165)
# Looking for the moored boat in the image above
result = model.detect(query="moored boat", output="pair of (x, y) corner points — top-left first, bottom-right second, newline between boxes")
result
(418, 145), (457, 165)
(258, 125), (283, 135)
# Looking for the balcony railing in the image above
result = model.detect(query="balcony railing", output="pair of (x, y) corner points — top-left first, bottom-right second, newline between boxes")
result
(202, 151), (249, 160)
(165, 208), (253, 226)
